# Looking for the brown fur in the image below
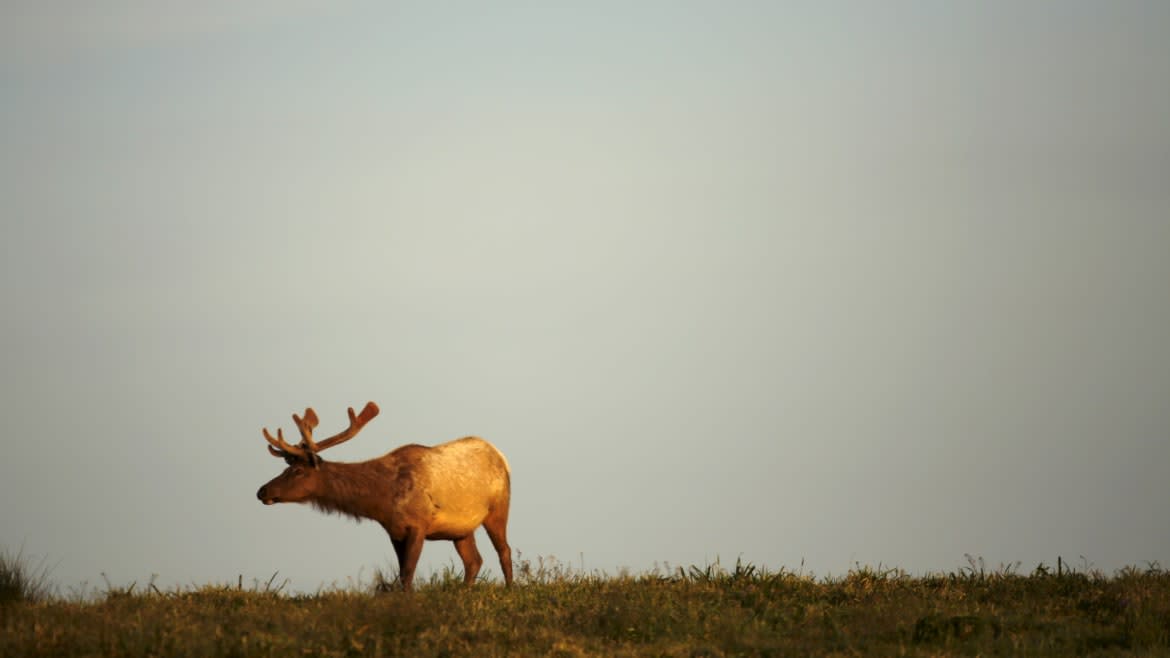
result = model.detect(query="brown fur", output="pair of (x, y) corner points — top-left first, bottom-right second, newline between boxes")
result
(257, 435), (513, 592)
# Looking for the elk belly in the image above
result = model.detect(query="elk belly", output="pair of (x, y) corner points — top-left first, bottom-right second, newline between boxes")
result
(425, 503), (491, 540)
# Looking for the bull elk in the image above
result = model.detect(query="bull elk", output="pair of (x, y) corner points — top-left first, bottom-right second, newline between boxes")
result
(254, 402), (513, 591)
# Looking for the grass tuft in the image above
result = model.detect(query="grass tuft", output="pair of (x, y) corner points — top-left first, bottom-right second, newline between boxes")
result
(0, 545), (55, 604)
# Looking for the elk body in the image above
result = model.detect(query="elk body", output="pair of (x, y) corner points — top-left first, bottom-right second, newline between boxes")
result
(255, 402), (513, 591)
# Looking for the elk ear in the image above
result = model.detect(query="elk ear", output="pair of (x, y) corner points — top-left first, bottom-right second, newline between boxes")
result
(307, 452), (322, 468)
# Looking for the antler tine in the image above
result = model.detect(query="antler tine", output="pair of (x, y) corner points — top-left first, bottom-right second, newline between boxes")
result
(262, 427), (307, 460)
(292, 408), (320, 453)
(313, 401), (380, 452)
(303, 408), (319, 428)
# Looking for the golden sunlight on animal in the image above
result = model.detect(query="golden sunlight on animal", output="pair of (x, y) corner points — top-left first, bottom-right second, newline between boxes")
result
(254, 402), (512, 591)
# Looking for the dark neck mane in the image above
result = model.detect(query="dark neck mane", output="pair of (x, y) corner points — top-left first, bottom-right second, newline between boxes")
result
(310, 459), (392, 522)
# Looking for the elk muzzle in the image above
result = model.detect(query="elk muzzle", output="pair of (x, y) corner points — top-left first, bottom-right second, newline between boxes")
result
(257, 485), (278, 505)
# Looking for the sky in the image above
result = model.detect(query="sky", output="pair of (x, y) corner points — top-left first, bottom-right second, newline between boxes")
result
(2, 1), (1168, 593)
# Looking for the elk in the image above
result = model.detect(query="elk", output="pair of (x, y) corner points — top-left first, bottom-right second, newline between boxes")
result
(254, 402), (513, 592)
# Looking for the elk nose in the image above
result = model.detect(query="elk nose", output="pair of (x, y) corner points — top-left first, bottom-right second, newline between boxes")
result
(256, 486), (267, 501)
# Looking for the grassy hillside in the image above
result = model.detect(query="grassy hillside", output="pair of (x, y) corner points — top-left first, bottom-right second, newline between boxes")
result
(2, 553), (1168, 656)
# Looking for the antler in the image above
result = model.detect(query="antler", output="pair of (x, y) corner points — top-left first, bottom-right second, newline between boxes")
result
(262, 426), (310, 461)
(292, 407), (320, 452)
(314, 402), (380, 452)
(261, 402), (379, 463)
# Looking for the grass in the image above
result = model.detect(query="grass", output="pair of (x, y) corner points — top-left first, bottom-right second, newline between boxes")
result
(2, 553), (1169, 656)
(0, 544), (56, 604)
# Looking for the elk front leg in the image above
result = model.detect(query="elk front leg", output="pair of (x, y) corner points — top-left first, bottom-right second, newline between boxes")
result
(389, 536), (407, 588)
(452, 534), (483, 585)
(391, 527), (425, 592)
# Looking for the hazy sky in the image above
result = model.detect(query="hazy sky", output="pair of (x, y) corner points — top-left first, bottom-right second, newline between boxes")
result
(3, 2), (1168, 593)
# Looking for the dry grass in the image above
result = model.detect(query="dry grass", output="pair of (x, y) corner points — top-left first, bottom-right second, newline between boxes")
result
(2, 554), (1169, 656)
(0, 544), (55, 605)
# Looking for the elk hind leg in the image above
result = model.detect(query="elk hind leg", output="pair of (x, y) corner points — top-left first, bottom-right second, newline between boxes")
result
(482, 507), (513, 586)
(452, 534), (484, 585)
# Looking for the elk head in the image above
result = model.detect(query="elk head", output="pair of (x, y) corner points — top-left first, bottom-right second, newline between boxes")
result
(256, 402), (380, 505)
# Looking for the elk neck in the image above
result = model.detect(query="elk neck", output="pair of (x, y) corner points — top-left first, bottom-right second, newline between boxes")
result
(308, 458), (395, 522)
